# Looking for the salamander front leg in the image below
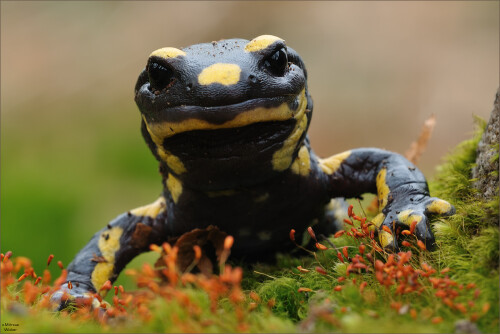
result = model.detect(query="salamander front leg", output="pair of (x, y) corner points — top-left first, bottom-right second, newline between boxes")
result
(51, 197), (167, 309)
(320, 148), (455, 250)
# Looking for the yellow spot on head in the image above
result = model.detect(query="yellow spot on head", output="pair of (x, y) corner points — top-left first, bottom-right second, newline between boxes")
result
(427, 199), (452, 214)
(245, 35), (284, 52)
(198, 63), (241, 86)
(379, 230), (394, 248)
(150, 47), (186, 59)
(166, 173), (183, 204)
(130, 197), (166, 218)
(376, 168), (390, 210)
(319, 151), (352, 175)
(91, 226), (123, 294)
(291, 145), (311, 176)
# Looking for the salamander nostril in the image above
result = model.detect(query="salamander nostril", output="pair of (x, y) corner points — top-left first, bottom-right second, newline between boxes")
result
(248, 74), (258, 84)
(147, 59), (174, 91)
(186, 83), (193, 91)
(263, 48), (288, 77)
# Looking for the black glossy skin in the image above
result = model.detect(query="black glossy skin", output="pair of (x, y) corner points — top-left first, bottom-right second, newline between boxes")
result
(53, 36), (455, 307)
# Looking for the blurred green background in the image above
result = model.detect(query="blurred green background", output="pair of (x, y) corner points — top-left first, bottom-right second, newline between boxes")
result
(1, 2), (498, 288)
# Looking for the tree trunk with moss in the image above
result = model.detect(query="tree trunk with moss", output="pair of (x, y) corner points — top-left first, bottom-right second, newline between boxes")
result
(471, 87), (499, 224)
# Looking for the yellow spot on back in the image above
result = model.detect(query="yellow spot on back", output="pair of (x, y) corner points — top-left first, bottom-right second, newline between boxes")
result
(427, 199), (452, 214)
(130, 197), (166, 218)
(290, 145), (311, 176)
(91, 227), (123, 294)
(245, 35), (284, 52)
(198, 63), (241, 86)
(166, 173), (183, 203)
(319, 151), (352, 175)
(376, 168), (390, 210)
(272, 89), (308, 171)
(150, 47), (186, 59)
(379, 230), (394, 248)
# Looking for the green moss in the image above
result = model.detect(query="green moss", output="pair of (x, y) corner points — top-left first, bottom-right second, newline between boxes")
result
(256, 277), (307, 320)
(430, 119), (499, 269)
(429, 119), (499, 333)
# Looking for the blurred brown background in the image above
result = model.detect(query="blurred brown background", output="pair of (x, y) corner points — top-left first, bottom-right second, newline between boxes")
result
(1, 1), (498, 280)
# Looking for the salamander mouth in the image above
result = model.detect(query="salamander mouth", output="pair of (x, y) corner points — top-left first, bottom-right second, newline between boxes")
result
(162, 119), (297, 160)
(142, 88), (307, 141)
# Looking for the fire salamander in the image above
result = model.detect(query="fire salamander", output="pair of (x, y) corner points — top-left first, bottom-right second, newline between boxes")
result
(53, 35), (455, 306)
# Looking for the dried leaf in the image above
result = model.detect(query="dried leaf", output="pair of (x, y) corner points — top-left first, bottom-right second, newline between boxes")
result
(130, 223), (153, 249)
(156, 225), (228, 277)
(405, 114), (436, 164)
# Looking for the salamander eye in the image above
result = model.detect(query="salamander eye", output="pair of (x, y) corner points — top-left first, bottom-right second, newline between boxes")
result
(147, 60), (174, 91)
(264, 48), (288, 77)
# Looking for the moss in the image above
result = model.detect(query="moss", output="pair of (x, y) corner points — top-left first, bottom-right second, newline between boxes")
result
(430, 119), (499, 269)
(429, 119), (499, 332)
(256, 277), (307, 321)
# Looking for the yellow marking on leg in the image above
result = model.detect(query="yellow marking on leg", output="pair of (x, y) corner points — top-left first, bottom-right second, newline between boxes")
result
(150, 47), (186, 59)
(319, 151), (352, 175)
(397, 209), (413, 225)
(427, 199), (452, 214)
(130, 197), (166, 218)
(166, 173), (183, 204)
(397, 209), (423, 226)
(271, 89), (308, 171)
(245, 35), (284, 52)
(376, 168), (390, 210)
(290, 145), (311, 176)
(371, 213), (385, 228)
(408, 214), (422, 225)
(144, 89), (305, 139)
(91, 227), (123, 294)
(379, 230), (394, 248)
(198, 63), (241, 86)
